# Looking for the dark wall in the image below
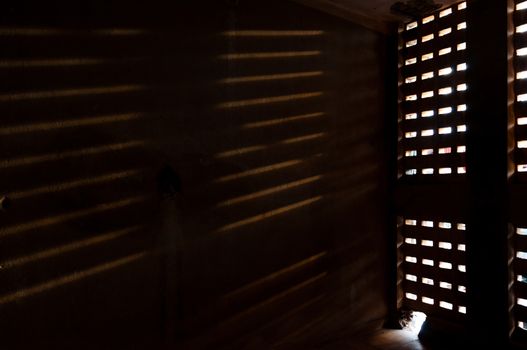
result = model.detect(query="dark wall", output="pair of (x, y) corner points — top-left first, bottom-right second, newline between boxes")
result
(0, 0), (391, 348)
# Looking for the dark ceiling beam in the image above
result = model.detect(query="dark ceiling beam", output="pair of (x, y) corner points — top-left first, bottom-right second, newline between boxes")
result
(292, 0), (398, 34)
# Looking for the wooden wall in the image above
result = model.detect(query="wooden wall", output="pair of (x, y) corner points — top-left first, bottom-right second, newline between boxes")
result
(0, 0), (392, 348)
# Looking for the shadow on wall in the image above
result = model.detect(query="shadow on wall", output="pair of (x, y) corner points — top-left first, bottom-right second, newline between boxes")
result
(0, 1), (389, 349)
(0, 7), (166, 349)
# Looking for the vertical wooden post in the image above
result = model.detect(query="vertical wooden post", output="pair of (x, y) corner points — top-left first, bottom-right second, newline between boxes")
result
(465, 0), (510, 346)
(386, 29), (404, 329)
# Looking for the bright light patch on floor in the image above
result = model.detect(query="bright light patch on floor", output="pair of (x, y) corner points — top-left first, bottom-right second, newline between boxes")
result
(405, 311), (427, 335)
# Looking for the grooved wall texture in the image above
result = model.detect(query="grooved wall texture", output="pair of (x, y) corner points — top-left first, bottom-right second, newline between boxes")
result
(0, 1), (391, 348)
